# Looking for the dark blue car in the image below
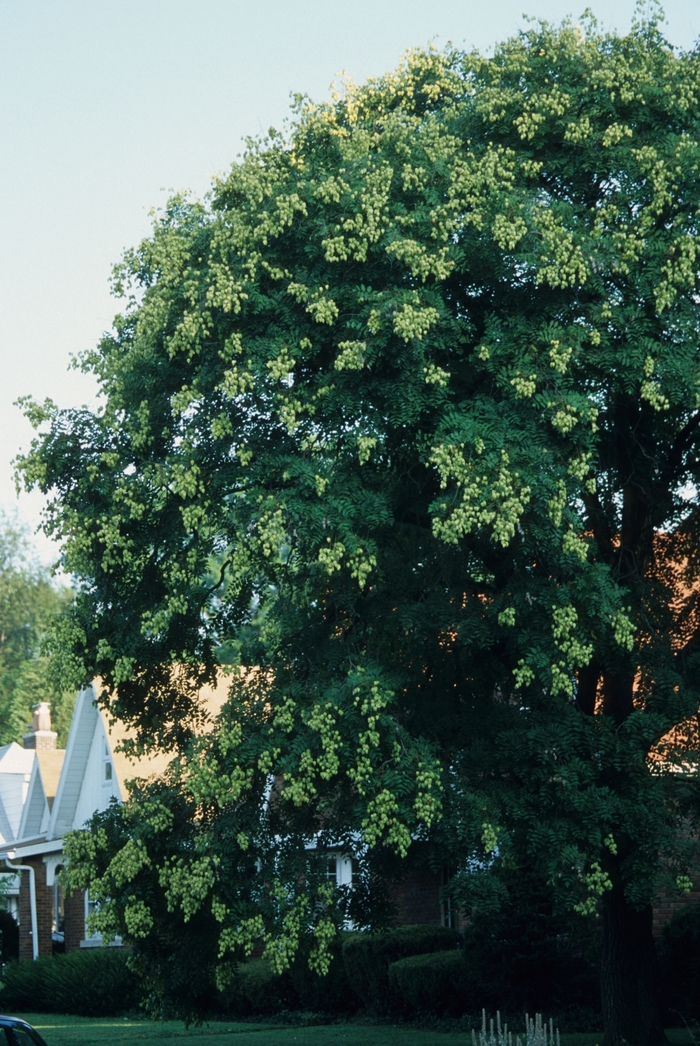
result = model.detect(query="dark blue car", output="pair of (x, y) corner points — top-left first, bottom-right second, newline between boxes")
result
(0, 1017), (48, 1046)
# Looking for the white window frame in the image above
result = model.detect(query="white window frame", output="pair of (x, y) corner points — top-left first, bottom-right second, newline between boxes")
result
(80, 890), (122, 948)
(102, 738), (113, 786)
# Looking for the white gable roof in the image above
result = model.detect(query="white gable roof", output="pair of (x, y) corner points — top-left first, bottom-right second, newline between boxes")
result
(48, 677), (229, 837)
(17, 749), (66, 843)
(17, 759), (46, 841)
(11, 674), (231, 847)
(48, 686), (102, 839)
(0, 743), (35, 845)
(0, 744), (35, 776)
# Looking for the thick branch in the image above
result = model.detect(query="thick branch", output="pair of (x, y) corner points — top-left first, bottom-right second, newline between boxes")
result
(659, 412), (700, 491)
(576, 663), (600, 717)
(583, 492), (616, 564)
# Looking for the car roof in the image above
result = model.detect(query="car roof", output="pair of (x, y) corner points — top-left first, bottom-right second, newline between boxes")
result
(0, 1016), (48, 1044)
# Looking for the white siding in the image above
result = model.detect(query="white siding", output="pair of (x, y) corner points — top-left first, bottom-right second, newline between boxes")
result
(50, 688), (99, 838)
(17, 761), (47, 840)
(73, 717), (121, 829)
(0, 744), (35, 843)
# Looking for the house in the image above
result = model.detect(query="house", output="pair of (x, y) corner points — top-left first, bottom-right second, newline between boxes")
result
(0, 742), (40, 924)
(0, 679), (450, 959)
(0, 679), (227, 960)
(0, 682), (694, 962)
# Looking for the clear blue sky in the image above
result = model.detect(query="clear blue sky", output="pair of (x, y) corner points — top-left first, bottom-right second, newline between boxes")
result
(1, 0), (698, 563)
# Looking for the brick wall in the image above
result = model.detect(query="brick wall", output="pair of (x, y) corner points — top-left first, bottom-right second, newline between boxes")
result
(393, 866), (700, 939)
(17, 859), (53, 960)
(394, 866), (442, 926)
(653, 881), (700, 939)
(64, 889), (85, 952)
(652, 819), (700, 938)
(16, 860), (699, 959)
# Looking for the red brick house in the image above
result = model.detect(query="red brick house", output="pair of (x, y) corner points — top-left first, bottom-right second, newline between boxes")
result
(0, 684), (695, 960)
(0, 681), (222, 959)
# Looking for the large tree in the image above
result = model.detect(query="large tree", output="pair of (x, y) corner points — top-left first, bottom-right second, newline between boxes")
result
(19, 12), (700, 1042)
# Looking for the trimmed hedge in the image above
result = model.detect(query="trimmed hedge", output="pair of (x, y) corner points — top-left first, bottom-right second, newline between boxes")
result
(290, 934), (359, 1013)
(224, 926), (460, 1017)
(224, 958), (297, 1015)
(342, 924), (462, 1015)
(222, 939), (359, 1016)
(388, 949), (471, 1016)
(0, 948), (141, 1016)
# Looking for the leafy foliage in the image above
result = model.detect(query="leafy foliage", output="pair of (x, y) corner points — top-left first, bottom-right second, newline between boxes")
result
(342, 925), (461, 1015)
(225, 957), (298, 1016)
(388, 950), (469, 1017)
(17, 10), (700, 1040)
(0, 949), (141, 1016)
(0, 515), (74, 746)
(457, 867), (600, 1021)
(0, 908), (19, 963)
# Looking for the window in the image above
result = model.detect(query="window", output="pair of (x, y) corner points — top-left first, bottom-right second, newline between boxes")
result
(10, 1028), (43, 1046)
(84, 890), (101, 941)
(323, 855), (356, 929)
(326, 856), (355, 887)
(103, 738), (113, 784)
(0, 1027), (46, 1046)
(440, 865), (456, 929)
(52, 865), (64, 946)
(81, 890), (121, 948)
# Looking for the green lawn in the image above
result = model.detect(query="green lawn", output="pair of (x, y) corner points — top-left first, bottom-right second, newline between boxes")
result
(10, 1016), (473, 1046)
(13, 1015), (698, 1046)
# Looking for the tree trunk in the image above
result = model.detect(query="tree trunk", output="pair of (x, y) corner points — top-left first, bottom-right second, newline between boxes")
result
(601, 877), (667, 1046)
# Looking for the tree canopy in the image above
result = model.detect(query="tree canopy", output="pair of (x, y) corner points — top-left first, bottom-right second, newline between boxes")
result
(0, 515), (74, 746)
(19, 11), (700, 1042)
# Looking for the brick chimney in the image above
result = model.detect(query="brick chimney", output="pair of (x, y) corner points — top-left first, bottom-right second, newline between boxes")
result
(23, 702), (57, 751)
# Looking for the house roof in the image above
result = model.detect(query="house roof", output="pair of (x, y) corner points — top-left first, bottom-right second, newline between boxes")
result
(1, 672), (234, 854)
(0, 744), (35, 845)
(100, 675), (231, 801)
(0, 788), (14, 848)
(0, 743), (34, 776)
(17, 759), (47, 842)
(47, 674), (232, 838)
(36, 750), (65, 811)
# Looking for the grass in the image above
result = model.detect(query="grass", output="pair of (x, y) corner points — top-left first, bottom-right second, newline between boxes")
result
(11, 1015), (699, 1046)
(6, 1015), (472, 1046)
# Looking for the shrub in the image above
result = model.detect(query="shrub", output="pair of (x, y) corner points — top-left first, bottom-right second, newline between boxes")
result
(289, 933), (359, 1013)
(342, 924), (461, 1014)
(0, 957), (42, 1012)
(0, 947), (141, 1016)
(458, 868), (600, 1020)
(228, 958), (298, 1015)
(660, 900), (700, 1023)
(389, 949), (472, 1016)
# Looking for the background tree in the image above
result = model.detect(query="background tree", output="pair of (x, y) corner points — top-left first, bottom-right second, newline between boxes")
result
(0, 515), (74, 745)
(19, 12), (700, 1043)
